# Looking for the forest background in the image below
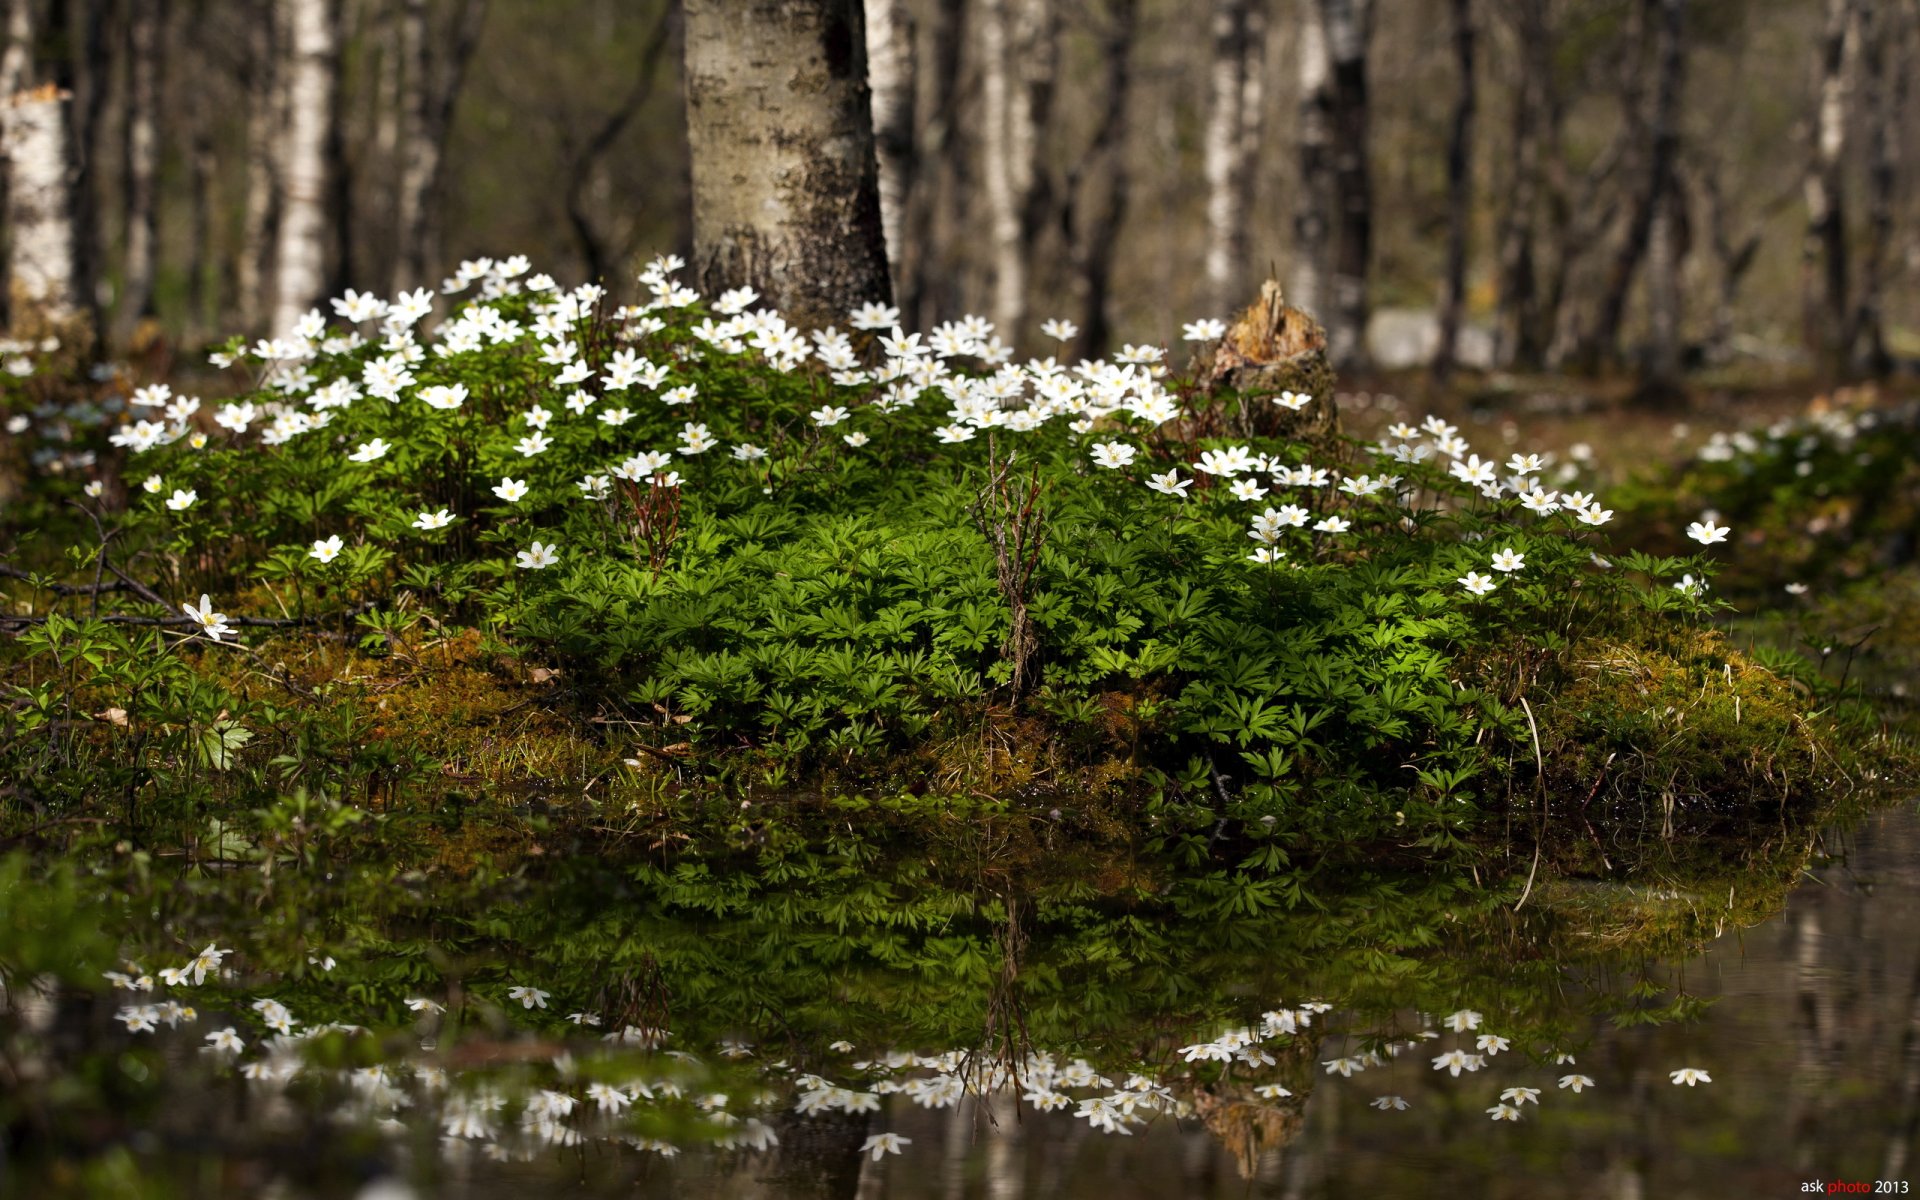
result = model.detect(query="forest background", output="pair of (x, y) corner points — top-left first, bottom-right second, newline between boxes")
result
(0, 0), (1912, 395)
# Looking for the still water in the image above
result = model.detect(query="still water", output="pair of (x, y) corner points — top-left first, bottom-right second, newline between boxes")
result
(5, 795), (1917, 1198)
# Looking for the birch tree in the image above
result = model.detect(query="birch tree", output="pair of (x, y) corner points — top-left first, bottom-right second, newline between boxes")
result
(682, 0), (892, 325)
(1202, 0), (1266, 319)
(3, 85), (81, 322)
(1802, 0), (1855, 378)
(1289, 0), (1332, 325)
(268, 0), (342, 336)
(980, 0), (1057, 340)
(864, 0), (913, 294)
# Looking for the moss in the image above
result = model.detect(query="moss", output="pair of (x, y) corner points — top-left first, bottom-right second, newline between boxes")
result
(1530, 627), (1909, 825)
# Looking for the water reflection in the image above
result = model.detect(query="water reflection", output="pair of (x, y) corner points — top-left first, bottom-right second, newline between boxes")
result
(3, 795), (1917, 1196)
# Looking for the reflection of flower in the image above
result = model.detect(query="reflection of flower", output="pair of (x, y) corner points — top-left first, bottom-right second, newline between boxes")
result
(859, 1132), (910, 1160)
(1669, 1067), (1712, 1087)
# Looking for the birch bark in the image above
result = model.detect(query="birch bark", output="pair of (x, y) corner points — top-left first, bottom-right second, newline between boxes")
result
(683, 0), (892, 325)
(268, 0), (340, 336)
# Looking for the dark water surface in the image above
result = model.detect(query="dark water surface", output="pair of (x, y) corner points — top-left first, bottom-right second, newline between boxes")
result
(5, 796), (1918, 1199)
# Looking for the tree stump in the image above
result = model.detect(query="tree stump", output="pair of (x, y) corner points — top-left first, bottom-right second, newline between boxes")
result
(1192, 280), (1340, 446)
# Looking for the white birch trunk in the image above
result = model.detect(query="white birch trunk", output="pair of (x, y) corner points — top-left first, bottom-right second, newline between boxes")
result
(269, 0), (338, 337)
(394, 0), (436, 290)
(1203, 0), (1263, 317)
(0, 0), (31, 99)
(980, 0), (1024, 336)
(683, 0), (893, 325)
(4, 86), (81, 320)
(1289, 0), (1331, 324)
(863, 0), (913, 289)
(1802, 0), (1855, 374)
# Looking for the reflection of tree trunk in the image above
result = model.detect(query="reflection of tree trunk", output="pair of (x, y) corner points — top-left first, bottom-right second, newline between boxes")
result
(269, 0), (341, 336)
(769, 1108), (873, 1199)
(1432, 0), (1474, 380)
(1203, 0), (1265, 318)
(1883, 952), (1920, 1178)
(940, 1093), (972, 1200)
(864, 0), (914, 295)
(1803, 0), (1855, 380)
(118, 0), (166, 329)
(683, 0), (894, 325)
(984, 1094), (1023, 1199)
(1791, 906), (1838, 1173)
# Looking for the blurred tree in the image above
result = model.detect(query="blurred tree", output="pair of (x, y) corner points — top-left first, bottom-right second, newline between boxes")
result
(268, 0), (341, 336)
(1202, 0), (1266, 320)
(1432, 0), (1475, 380)
(116, 0), (165, 333)
(392, 0), (487, 293)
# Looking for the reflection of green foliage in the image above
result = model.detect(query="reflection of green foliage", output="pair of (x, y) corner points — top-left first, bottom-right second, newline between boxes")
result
(0, 852), (118, 984)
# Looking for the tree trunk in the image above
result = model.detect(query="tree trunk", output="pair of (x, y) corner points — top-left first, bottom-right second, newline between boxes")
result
(1850, 0), (1906, 376)
(1580, 0), (1686, 376)
(236, 0), (279, 329)
(270, 0), (340, 336)
(118, 0), (166, 328)
(53, 0), (109, 337)
(1066, 0), (1136, 360)
(393, 0), (486, 292)
(1432, 0), (1475, 380)
(1289, 0), (1332, 327)
(1492, 0), (1548, 368)
(3, 86), (82, 322)
(902, 0), (964, 329)
(980, 0), (1024, 335)
(1639, 184), (1684, 400)
(0, 0), (30, 98)
(1203, 0), (1265, 318)
(1691, 160), (1761, 364)
(683, 0), (892, 327)
(863, 0), (913, 295)
(1320, 0), (1373, 370)
(564, 1), (673, 284)
(1802, 0), (1855, 379)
